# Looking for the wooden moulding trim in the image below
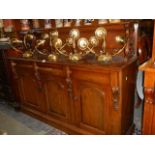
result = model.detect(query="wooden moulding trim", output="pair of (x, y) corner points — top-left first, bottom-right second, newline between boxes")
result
(21, 106), (100, 135)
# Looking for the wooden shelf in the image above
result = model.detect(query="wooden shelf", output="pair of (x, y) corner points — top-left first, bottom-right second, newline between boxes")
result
(11, 19), (134, 34)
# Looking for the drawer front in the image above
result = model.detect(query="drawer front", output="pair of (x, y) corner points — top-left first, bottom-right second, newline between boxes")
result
(38, 66), (64, 77)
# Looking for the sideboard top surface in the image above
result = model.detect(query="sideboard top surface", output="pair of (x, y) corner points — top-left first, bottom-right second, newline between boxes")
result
(8, 55), (137, 72)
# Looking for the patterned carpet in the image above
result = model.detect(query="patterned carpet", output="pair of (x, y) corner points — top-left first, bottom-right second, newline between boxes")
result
(0, 99), (142, 135)
(0, 100), (67, 135)
(133, 103), (143, 135)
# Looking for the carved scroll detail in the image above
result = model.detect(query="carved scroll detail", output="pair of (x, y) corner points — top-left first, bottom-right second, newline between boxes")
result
(144, 87), (155, 104)
(11, 61), (18, 79)
(65, 66), (72, 98)
(34, 63), (43, 92)
(112, 87), (119, 110)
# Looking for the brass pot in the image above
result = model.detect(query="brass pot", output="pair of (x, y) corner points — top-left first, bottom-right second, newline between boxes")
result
(48, 54), (58, 61)
(22, 51), (33, 58)
(69, 53), (82, 61)
(97, 53), (112, 62)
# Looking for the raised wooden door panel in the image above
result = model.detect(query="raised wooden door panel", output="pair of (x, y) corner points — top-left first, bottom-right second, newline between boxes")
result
(42, 75), (70, 122)
(19, 75), (45, 112)
(72, 79), (111, 134)
(14, 64), (46, 112)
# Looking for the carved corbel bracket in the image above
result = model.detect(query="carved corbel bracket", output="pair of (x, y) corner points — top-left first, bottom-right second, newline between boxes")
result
(65, 66), (72, 98)
(144, 87), (155, 104)
(34, 63), (43, 92)
(112, 87), (119, 110)
(11, 61), (18, 79)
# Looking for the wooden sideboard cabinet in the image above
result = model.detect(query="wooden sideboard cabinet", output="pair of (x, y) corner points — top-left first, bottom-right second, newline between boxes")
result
(9, 57), (137, 134)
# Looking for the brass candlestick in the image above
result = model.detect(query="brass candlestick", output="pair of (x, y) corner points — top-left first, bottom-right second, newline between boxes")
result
(47, 30), (59, 61)
(112, 35), (127, 57)
(23, 33), (35, 58)
(49, 30), (68, 61)
(68, 28), (81, 61)
(35, 32), (57, 61)
(95, 27), (112, 62)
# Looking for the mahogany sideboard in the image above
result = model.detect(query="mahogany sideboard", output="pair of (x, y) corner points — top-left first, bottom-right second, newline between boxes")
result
(8, 56), (137, 134)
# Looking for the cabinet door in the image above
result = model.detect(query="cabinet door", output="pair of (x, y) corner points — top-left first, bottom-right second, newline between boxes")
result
(43, 76), (70, 122)
(16, 66), (46, 112)
(72, 72), (112, 134)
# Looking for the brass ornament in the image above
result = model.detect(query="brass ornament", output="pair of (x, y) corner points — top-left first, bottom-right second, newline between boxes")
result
(22, 51), (33, 58)
(69, 53), (82, 61)
(36, 39), (46, 47)
(77, 36), (97, 55)
(77, 38), (89, 50)
(69, 29), (80, 40)
(10, 38), (23, 52)
(112, 35), (128, 56)
(35, 39), (48, 56)
(23, 33), (35, 58)
(52, 38), (63, 49)
(10, 24), (129, 63)
(89, 36), (99, 47)
(41, 33), (49, 40)
(11, 38), (23, 44)
(115, 36), (125, 44)
(66, 37), (74, 46)
(47, 54), (58, 61)
(95, 27), (107, 39)
(24, 33), (35, 48)
(25, 33), (34, 40)
(50, 30), (59, 39)
(94, 27), (113, 61)
(97, 53), (112, 62)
